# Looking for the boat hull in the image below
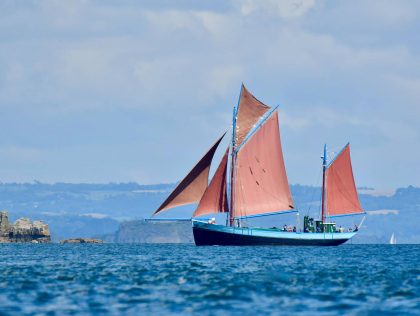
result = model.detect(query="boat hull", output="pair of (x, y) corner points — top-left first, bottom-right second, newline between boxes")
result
(192, 220), (356, 246)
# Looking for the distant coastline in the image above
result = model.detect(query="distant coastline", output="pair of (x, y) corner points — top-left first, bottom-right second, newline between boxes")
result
(0, 182), (418, 244)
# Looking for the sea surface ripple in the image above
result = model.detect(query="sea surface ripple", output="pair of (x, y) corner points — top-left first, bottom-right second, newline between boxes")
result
(0, 244), (419, 315)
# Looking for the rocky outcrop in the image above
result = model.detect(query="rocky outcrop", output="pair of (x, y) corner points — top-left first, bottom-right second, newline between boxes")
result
(60, 238), (103, 244)
(0, 211), (51, 243)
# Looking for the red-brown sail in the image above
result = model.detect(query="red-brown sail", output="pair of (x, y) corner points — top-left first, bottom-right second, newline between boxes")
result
(153, 133), (225, 216)
(193, 148), (229, 217)
(232, 111), (294, 218)
(234, 84), (271, 149)
(325, 144), (363, 216)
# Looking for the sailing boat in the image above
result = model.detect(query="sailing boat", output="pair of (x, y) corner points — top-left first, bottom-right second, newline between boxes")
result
(390, 233), (397, 245)
(153, 84), (365, 246)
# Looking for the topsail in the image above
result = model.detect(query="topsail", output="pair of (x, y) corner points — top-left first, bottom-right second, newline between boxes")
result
(234, 84), (271, 149)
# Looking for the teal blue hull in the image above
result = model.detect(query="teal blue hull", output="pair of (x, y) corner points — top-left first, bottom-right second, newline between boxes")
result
(192, 220), (356, 246)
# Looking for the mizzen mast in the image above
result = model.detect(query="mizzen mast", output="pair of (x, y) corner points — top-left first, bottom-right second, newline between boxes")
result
(321, 144), (327, 225)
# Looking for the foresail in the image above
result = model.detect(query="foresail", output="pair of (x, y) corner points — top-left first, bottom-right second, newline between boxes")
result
(153, 133), (226, 216)
(325, 144), (363, 217)
(193, 148), (229, 217)
(232, 111), (294, 218)
(234, 84), (271, 149)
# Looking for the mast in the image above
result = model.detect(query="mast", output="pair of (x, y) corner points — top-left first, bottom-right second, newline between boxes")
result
(321, 144), (327, 225)
(229, 151), (235, 227)
(229, 105), (238, 227)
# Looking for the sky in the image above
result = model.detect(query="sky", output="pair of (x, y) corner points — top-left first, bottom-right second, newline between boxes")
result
(0, 0), (419, 188)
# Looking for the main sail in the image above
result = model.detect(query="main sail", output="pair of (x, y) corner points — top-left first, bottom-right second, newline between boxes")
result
(232, 111), (294, 218)
(193, 148), (229, 217)
(153, 133), (225, 216)
(325, 144), (363, 217)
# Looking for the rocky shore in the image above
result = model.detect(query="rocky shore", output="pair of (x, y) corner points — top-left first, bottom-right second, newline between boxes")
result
(0, 211), (51, 243)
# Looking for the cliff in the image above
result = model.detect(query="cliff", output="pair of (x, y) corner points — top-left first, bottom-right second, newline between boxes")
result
(0, 211), (51, 243)
(113, 220), (193, 243)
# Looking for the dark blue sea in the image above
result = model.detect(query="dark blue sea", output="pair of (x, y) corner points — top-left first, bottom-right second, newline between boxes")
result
(0, 244), (418, 315)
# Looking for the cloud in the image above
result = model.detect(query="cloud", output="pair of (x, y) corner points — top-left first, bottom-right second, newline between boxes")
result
(0, 1), (419, 187)
(144, 10), (202, 32)
(366, 210), (399, 215)
(238, 0), (316, 18)
(0, 146), (44, 163)
(208, 65), (244, 97)
(82, 213), (109, 219)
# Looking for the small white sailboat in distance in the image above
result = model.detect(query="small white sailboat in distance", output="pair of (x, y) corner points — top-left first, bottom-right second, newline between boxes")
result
(390, 233), (397, 245)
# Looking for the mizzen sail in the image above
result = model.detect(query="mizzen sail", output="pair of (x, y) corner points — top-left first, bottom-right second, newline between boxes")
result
(325, 144), (363, 217)
(232, 111), (294, 218)
(193, 148), (229, 217)
(153, 133), (225, 216)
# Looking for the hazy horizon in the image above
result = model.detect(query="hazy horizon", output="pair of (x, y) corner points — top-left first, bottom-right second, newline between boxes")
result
(0, 180), (414, 194)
